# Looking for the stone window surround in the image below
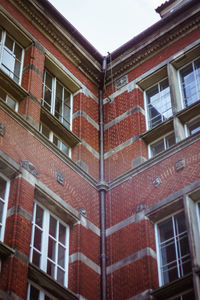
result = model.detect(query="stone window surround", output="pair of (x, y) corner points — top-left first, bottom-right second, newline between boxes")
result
(146, 187), (200, 299)
(139, 43), (200, 152)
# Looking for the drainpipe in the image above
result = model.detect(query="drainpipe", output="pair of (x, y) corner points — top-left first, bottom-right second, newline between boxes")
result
(98, 56), (108, 300)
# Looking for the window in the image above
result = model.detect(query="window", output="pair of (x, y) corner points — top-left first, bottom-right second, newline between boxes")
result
(39, 123), (70, 156)
(0, 28), (23, 84)
(150, 132), (175, 157)
(0, 175), (10, 242)
(0, 87), (18, 111)
(156, 211), (191, 286)
(30, 202), (70, 287)
(27, 283), (56, 300)
(42, 70), (71, 129)
(187, 118), (200, 136)
(146, 78), (172, 129)
(180, 58), (200, 107)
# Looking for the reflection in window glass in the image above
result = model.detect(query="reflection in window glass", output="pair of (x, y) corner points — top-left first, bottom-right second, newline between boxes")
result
(42, 70), (71, 129)
(180, 58), (200, 107)
(146, 78), (172, 129)
(0, 32), (23, 83)
(157, 212), (191, 285)
(30, 203), (69, 287)
(0, 176), (9, 242)
(151, 132), (175, 157)
(188, 119), (200, 135)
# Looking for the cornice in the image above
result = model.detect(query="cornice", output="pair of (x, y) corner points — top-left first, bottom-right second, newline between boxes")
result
(106, 9), (200, 85)
(8, 0), (102, 86)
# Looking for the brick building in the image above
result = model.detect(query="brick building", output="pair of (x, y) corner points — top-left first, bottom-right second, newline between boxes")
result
(0, 0), (200, 299)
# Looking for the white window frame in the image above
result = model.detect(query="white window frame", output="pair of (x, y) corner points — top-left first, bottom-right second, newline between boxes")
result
(29, 202), (70, 288)
(155, 210), (191, 287)
(0, 173), (10, 242)
(179, 56), (200, 109)
(42, 70), (72, 131)
(148, 131), (175, 158)
(39, 123), (71, 157)
(196, 201), (200, 236)
(0, 29), (24, 85)
(27, 281), (57, 300)
(185, 116), (200, 137)
(145, 77), (172, 130)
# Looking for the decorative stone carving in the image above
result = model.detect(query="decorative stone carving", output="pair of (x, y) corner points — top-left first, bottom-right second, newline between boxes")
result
(153, 177), (162, 187)
(115, 75), (128, 90)
(21, 160), (39, 177)
(136, 203), (146, 213)
(56, 171), (64, 186)
(0, 124), (5, 136)
(176, 158), (185, 171)
(80, 208), (87, 217)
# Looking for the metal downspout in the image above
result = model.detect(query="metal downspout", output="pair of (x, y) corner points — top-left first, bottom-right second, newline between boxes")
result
(99, 56), (107, 300)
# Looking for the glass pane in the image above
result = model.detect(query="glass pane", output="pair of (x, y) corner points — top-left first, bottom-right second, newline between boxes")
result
(5, 35), (14, 51)
(159, 218), (174, 242)
(57, 268), (65, 285)
(58, 245), (65, 268)
(40, 123), (50, 139)
(13, 60), (21, 82)
(162, 262), (178, 284)
(45, 72), (53, 89)
(6, 96), (16, 110)
(55, 82), (63, 120)
(147, 79), (172, 128)
(178, 236), (190, 257)
(59, 223), (66, 244)
(29, 285), (39, 300)
(180, 63), (196, 106)
(48, 237), (56, 261)
(189, 121), (200, 135)
(47, 260), (55, 277)
(151, 139), (165, 156)
(32, 249), (41, 267)
(14, 43), (22, 61)
(166, 133), (175, 148)
(161, 242), (176, 266)
(49, 216), (57, 237)
(63, 90), (70, 128)
(53, 135), (59, 147)
(61, 142), (69, 155)
(175, 212), (186, 234)
(0, 200), (4, 223)
(181, 256), (192, 276)
(0, 177), (6, 199)
(2, 48), (15, 75)
(43, 87), (52, 110)
(34, 227), (42, 250)
(35, 205), (44, 228)
(0, 88), (6, 100)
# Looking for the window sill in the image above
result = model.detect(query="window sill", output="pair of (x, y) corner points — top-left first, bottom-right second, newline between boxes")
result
(151, 273), (193, 300)
(28, 263), (78, 300)
(175, 99), (200, 123)
(140, 117), (174, 144)
(0, 241), (15, 258)
(0, 69), (29, 102)
(40, 107), (81, 147)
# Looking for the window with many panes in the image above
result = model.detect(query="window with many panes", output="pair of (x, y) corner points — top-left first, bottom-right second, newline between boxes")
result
(180, 57), (200, 107)
(30, 202), (70, 287)
(146, 78), (172, 129)
(42, 70), (71, 129)
(39, 123), (70, 157)
(0, 175), (10, 242)
(0, 28), (24, 84)
(0, 87), (18, 111)
(150, 132), (175, 157)
(156, 211), (192, 286)
(27, 283), (56, 300)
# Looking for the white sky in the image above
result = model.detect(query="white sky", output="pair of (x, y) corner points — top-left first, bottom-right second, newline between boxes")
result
(48, 0), (165, 55)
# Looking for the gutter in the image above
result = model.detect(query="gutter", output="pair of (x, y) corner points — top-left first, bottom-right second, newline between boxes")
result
(98, 56), (108, 300)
